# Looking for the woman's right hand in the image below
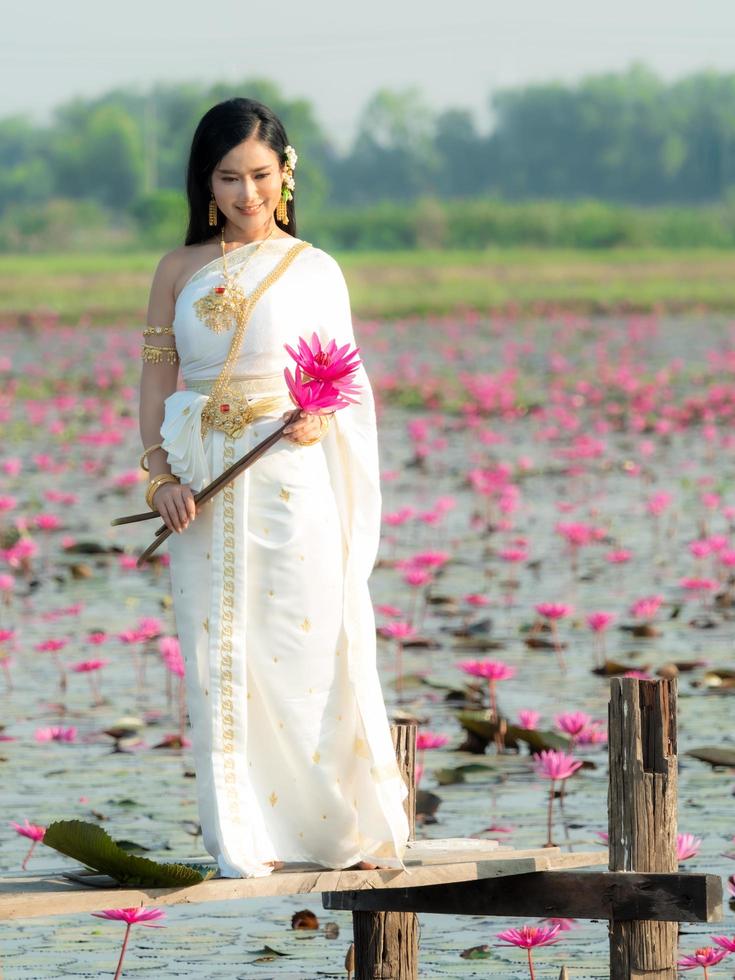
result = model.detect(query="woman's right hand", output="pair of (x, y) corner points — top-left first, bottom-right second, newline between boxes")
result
(153, 482), (197, 533)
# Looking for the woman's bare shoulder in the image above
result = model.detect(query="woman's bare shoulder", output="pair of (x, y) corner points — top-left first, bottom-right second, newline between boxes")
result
(154, 241), (221, 299)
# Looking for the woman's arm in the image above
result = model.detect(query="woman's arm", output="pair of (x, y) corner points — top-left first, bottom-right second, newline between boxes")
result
(138, 252), (196, 534)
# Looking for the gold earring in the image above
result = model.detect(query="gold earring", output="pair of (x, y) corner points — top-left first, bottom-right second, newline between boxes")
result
(276, 190), (289, 225)
(208, 193), (218, 227)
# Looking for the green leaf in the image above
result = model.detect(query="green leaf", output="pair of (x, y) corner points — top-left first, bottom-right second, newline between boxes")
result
(456, 711), (571, 752)
(43, 820), (218, 886)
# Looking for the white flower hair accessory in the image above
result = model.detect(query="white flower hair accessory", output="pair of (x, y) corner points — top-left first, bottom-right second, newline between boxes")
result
(276, 144), (297, 224)
(281, 144), (297, 201)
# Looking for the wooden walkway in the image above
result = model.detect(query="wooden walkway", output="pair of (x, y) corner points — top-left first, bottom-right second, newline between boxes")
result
(0, 680), (726, 978)
(0, 839), (606, 920)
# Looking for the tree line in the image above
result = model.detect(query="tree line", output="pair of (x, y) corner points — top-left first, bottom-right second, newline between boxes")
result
(2, 65), (735, 251)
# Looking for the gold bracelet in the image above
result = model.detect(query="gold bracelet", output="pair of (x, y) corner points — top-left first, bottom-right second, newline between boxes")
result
(145, 473), (180, 510)
(139, 443), (164, 473)
(142, 325), (174, 337)
(299, 413), (332, 446)
(142, 343), (179, 365)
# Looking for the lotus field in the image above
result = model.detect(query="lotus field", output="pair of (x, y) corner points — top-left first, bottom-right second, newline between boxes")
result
(2, 309), (735, 977)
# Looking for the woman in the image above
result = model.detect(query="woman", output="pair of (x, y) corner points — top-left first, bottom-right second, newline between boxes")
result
(138, 98), (410, 878)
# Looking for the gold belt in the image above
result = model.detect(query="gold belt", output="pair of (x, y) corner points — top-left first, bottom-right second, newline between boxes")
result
(186, 375), (292, 439)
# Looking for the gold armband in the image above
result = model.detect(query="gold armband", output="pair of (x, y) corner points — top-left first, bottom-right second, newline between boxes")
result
(143, 325), (174, 337)
(142, 343), (179, 365)
(139, 443), (164, 472)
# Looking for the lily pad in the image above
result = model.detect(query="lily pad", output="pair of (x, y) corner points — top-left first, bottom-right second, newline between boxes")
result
(460, 944), (493, 959)
(43, 819), (217, 886)
(456, 711), (571, 752)
(686, 746), (735, 768)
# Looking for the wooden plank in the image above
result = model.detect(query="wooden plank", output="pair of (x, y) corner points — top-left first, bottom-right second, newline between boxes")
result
(0, 847), (606, 921)
(608, 678), (678, 978)
(322, 870), (723, 923)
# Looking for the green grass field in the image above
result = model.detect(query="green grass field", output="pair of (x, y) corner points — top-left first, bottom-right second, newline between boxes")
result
(2, 247), (735, 323)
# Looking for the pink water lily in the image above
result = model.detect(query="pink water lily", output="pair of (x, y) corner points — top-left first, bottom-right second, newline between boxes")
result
(534, 750), (583, 847)
(10, 819), (46, 869)
(284, 365), (360, 411)
(677, 945), (730, 975)
(458, 658), (516, 726)
(677, 832), (702, 861)
(496, 923), (563, 979)
(283, 331), (362, 386)
(517, 709), (541, 730)
(90, 906), (166, 980)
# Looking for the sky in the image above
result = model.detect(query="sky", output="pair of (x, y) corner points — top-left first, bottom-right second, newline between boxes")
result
(2, 0), (735, 152)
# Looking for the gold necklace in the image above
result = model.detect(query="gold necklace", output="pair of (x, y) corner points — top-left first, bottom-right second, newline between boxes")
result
(193, 225), (277, 334)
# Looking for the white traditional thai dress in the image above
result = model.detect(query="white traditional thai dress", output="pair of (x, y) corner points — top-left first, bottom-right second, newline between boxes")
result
(160, 236), (410, 878)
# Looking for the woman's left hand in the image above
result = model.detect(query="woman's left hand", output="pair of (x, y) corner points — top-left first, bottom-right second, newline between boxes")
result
(281, 410), (327, 444)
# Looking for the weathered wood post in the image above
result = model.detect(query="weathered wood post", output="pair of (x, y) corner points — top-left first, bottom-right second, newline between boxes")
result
(351, 722), (419, 979)
(608, 677), (678, 978)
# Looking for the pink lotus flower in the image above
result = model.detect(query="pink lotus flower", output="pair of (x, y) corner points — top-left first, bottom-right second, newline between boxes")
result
(10, 818), (45, 842)
(416, 731), (449, 751)
(71, 659), (109, 673)
(410, 550), (451, 568)
(496, 923), (563, 979)
(555, 711), (592, 738)
(283, 331), (361, 387)
(680, 577), (719, 592)
(533, 750), (583, 847)
(629, 594), (663, 620)
(91, 907), (167, 926)
(375, 604), (403, 618)
(605, 548), (632, 563)
(90, 906), (167, 980)
(646, 490), (673, 516)
(34, 513), (61, 531)
(533, 749), (583, 781)
(458, 659), (516, 682)
(402, 567), (433, 587)
(496, 923), (562, 948)
(35, 725), (77, 742)
(464, 593), (490, 607)
(535, 602), (573, 620)
(379, 622), (415, 640)
(383, 506), (415, 527)
(499, 547), (528, 562)
(677, 946), (729, 974)
(711, 935), (735, 952)
(517, 709), (540, 730)
(677, 832), (702, 861)
(459, 659), (515, 727)
(10, 819), (46, 869)
(576, 724), (608, 745)
(541, 917), (577, 931)
(586, 612), (614, 632)
(35, 638), (67, 653)
(284, 364), (360, 411)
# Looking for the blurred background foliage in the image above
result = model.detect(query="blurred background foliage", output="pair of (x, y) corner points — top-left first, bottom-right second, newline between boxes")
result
(4, 65), (735, 252)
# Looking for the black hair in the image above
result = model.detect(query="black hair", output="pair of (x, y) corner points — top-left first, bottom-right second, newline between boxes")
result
(184, 98), (296, 245)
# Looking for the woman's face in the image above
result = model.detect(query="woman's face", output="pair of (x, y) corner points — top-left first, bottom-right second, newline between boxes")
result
(210, 136), (285, 236)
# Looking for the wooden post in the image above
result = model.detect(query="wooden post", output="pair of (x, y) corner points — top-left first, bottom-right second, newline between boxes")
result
(608, 677), (678, 979)
(351, 722), (419, 980)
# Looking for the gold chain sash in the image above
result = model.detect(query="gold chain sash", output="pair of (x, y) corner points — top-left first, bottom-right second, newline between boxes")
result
(200, 240), (312, 438)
